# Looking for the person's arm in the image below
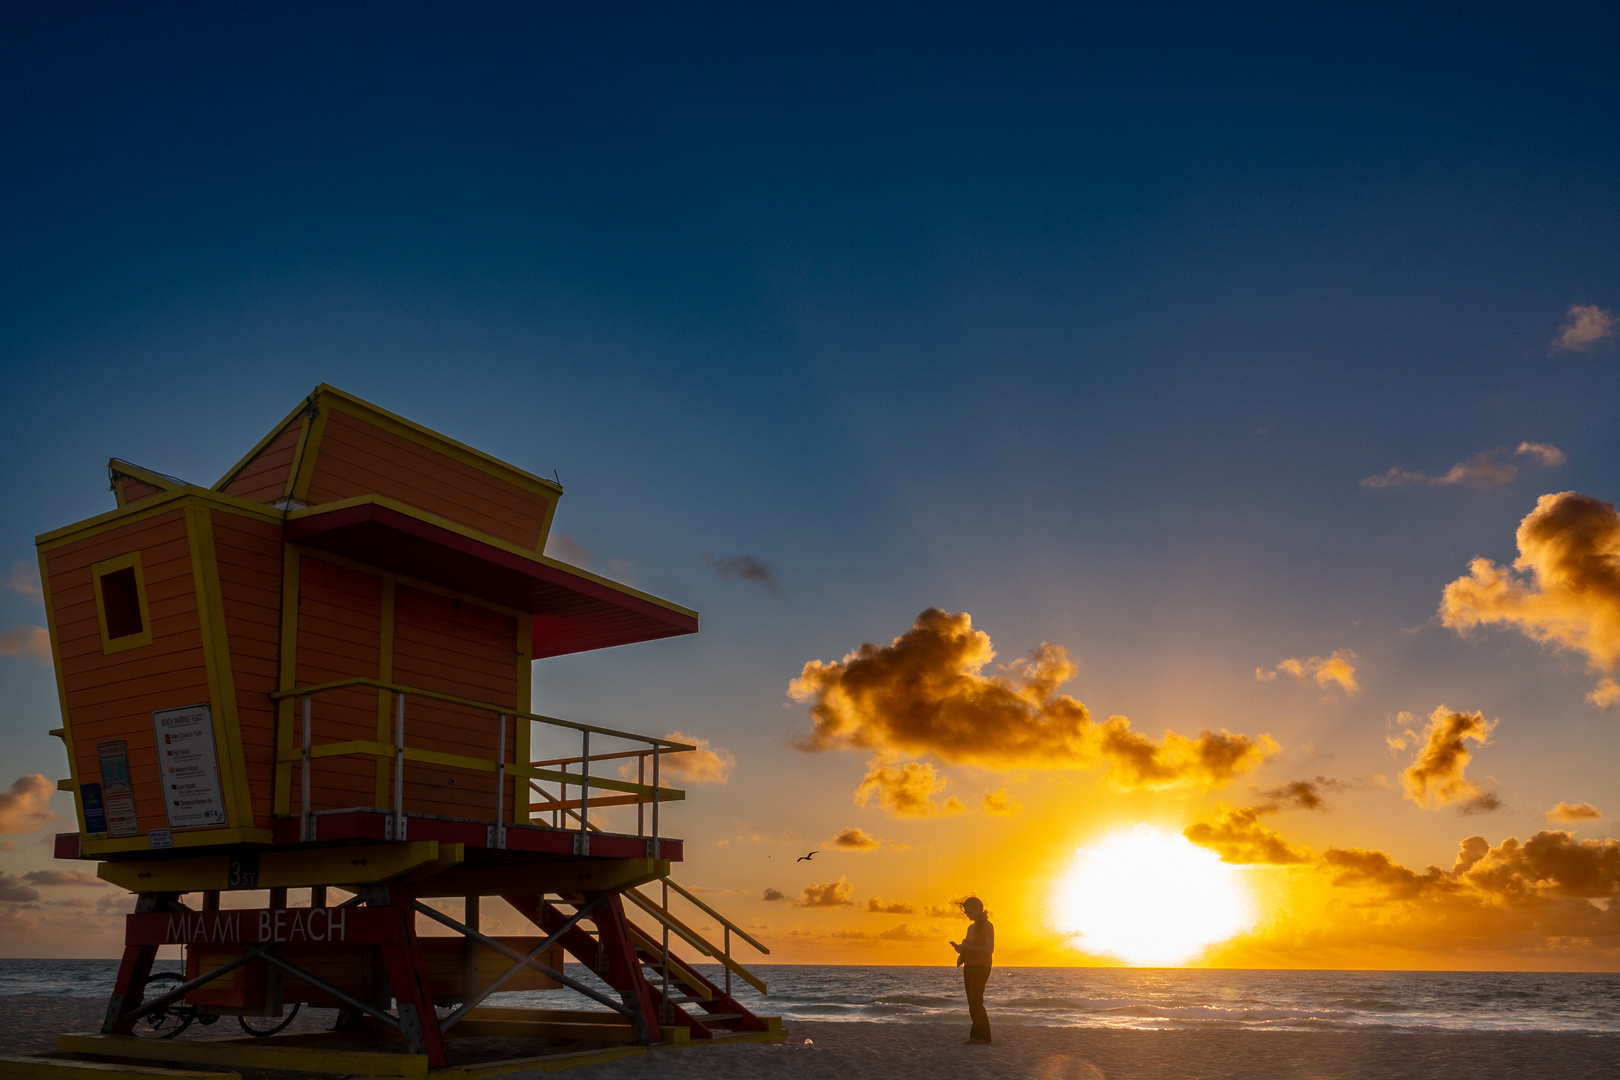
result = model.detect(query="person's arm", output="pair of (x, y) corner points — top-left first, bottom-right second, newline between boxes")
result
(958, 921), (994, 965)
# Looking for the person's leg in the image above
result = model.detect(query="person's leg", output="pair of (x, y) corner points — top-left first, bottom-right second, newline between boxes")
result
(964, 965), (991, 1042)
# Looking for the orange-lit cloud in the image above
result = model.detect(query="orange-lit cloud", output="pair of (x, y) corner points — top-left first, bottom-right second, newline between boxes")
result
(1184, 805), (1311, 865)
(831, 826), (881, 850)
(0, 775), (57, 834)
(0, 626), (50, 660)
(1361, 443), (1564, 491)
(1587, 678), (1620, 709)
(1547, 801), (1603, 824)
(545, 532), (592, 567)
(982, 788), (1023, 816)
(1398, 706), (1498, 812)
(1258, 650), (1358, 695)
(854, 759), (964, 818)
(798, 876), (854, 908)
(6, 563), (41, 600)
(792, 609), (1275, 791)
(621, 731), (734, 785)
(866, 897), (914, 914)
(1553, 304), (1616, 352)
(1441, 492), (1620, 700)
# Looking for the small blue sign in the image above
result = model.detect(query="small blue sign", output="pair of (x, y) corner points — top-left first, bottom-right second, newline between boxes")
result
(80, 782), (106, 835)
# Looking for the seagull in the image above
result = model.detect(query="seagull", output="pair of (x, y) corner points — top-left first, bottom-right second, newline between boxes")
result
(797, 850), (819, 862)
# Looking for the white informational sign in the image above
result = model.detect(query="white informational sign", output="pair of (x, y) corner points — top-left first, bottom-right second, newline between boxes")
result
(152, 704), (228, 830)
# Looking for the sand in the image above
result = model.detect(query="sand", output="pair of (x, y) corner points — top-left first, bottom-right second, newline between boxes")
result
(3, 999), (1617, 1080)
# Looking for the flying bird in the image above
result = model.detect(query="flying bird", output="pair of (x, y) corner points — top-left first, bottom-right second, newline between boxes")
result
(797, 850), (819, 862)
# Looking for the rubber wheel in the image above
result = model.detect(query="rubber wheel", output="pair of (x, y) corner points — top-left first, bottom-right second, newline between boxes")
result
(239, 1002), (300, 1037)
(139, 972), (198, 1039)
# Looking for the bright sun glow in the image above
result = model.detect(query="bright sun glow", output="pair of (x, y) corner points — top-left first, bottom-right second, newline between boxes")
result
(1049, 824), (1257, 966)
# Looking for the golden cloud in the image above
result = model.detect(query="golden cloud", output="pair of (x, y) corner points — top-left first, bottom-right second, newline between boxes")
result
(1361, 443), (1565, 491)
(792, 609), (1275, 791)
(0, 626), (50, 660)
(866, 897), (914, 914)
(1184, 805), (1311, 865)
(1553, 304), (1616, 352)
(1441, 492), (1620, 698)
(1399, 706), (1497, 811)
(1546, 801), (1603, 824)
(982, 788), (1023, 816)
(831, 826), (881, 850)
(620, 731), (734, 786)
(854, 760), (964, 818)
(1517, 442), (1567, 467)
(1260, 650), (1359, 695)
(0, 775), (57, 834)
(798, 876), (855, 908)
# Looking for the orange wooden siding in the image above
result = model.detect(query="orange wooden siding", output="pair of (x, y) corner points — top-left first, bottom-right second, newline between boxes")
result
(391, 586), (520, 820)
(304, 407), (551, 550)
(115, 475), (164, 506)
(212, 511), (284, 825)
(293, 556), (384, 813)
(46, 510), (212, 837)
(219, 419), (303, 504)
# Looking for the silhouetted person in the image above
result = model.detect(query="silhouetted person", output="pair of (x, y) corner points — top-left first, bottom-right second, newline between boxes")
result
(950, 895), (994, 1045)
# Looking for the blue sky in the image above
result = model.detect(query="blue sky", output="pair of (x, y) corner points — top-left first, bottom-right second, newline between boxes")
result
(2, 3), (1618, 961)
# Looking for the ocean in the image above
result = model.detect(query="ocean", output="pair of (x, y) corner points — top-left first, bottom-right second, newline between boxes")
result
(3, 960), (1615, 1035)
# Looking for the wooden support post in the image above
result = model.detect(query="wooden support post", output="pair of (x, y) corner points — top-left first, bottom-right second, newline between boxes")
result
(462, 895), (480, 1000)
(376, 886), (448, 1067)
(504, 891), (661, 1045)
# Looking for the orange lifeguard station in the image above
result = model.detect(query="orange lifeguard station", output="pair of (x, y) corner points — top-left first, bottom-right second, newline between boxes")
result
(26, 385), (774, 1076)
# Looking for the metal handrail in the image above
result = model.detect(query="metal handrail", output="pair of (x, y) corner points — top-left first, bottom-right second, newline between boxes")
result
(658, 877), (769, 955)
(270, 677), (696, 751)
(282, 680), (686, 853)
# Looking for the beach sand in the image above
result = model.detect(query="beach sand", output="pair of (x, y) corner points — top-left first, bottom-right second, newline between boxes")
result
(3, 1000), (1617, 1079)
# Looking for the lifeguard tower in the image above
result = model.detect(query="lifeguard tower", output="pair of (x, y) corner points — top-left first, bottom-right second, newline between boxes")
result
(17, 385), (775, 1078)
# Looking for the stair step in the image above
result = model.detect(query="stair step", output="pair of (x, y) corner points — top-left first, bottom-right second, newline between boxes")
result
(695, 1013), (744, 1021)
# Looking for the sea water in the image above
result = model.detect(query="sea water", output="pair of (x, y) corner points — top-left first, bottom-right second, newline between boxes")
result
(3, 960), (1615, 1034)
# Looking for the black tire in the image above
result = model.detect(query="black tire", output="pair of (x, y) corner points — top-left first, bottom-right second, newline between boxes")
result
(139, 972), (198, 1039)
(239, 1002), (300, 1037)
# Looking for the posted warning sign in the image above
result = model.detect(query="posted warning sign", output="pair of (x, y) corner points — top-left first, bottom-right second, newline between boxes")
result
(152, 704), (228, 830)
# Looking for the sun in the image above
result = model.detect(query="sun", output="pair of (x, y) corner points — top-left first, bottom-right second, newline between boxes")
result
(1048, 824), (1256, 966)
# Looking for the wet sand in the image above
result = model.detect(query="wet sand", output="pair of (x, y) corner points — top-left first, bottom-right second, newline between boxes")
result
(5, 1000), (1618, 1079)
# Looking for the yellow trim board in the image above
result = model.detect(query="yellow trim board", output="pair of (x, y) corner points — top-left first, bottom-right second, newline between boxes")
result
(89, 551), (153, 654)
(312, 383), (563, 496)
(79, 827), (274, 859)
(53, 1035), (427, 1078)
(97, 840), (461, 892)
(0, 1055), (239, 1080)
(38, 488), (283, 550)
(37, 549), (83, 837)
(212, 397), (312, 494)
(185, 507), (253, 827)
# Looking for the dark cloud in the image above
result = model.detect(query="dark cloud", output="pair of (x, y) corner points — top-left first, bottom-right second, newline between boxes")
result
(1257, 777), (1343, 812)
(791, 609), (1275, 791)
(877, 923), (936, 941)
(22, 870), (102, 887)
(761, 888), (786, 902)
(0, 874), (40, 904)
(703, 553), (781, 594)
(1184, 805), (1311, 865)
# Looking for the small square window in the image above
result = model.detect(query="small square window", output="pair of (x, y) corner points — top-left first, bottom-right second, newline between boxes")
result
(91, 553), (153, 653)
